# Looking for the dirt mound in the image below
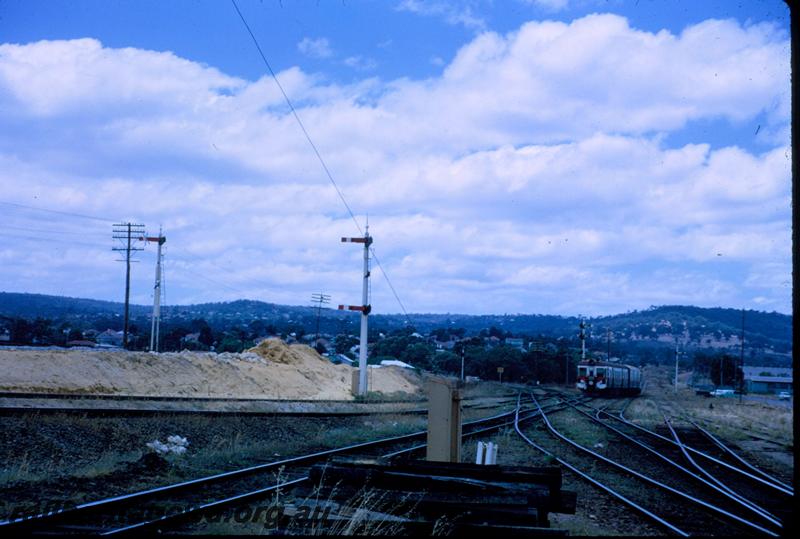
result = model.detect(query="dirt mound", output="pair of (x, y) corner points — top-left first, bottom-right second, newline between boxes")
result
(369, 365), (423, 397)
(247, 338), (324, 365)
(0, 344), (422, 400)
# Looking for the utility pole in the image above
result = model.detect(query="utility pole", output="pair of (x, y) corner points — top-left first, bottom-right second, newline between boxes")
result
(311, 292), (331, 350)
(460, 343), (465, 382)
(674, 345), (680, 395)
(580, 319), (587, 361)
(113, 223), (145, 350)
(531, 339), (543, 384)
(139, 229), (166, 353)
(739, 308), (745, 404)
(339, 225), (372, 396)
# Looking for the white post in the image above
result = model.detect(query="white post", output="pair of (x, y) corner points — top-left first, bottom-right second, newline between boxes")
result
(475, 441), (486, 464)
(487, 442), (498, 465)
(150, 230), (164, 353)
(358, 227), (370, 396)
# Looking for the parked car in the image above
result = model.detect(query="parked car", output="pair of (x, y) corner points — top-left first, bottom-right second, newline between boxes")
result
(710, 388), (735, 397)
(777, 391), (791, 400)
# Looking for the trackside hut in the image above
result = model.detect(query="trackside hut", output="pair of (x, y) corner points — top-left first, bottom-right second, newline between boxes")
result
(742, 366), (792, 395)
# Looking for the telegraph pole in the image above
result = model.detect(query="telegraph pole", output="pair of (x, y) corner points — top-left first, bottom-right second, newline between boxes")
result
(574, 319), (590, 387)
(580, 319), (587, 361)
(674, 345), (680, 395)
(340, 225), (372, 396)
(139, 229), (166, 353)
(460, 344), (465, 381)
(739, 308), (745, 404)
(311, 292), (331, 350)
(113, 223), (145, 349)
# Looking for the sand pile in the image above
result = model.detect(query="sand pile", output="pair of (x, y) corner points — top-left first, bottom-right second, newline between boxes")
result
(247, 338), (321, 365)
(368, 365), (423, 397)
(0, 341), (422, 400)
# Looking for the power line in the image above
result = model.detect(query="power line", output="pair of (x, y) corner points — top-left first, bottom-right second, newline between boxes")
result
(2, 224), (108, 237)
(166, 258), (250, 295)
(230, 0), (412, 324)
(0, 231), (109, 250)
(0, 200), (116, 223)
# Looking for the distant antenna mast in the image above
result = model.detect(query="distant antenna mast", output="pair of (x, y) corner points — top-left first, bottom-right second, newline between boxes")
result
(339, 224), (372, 396)
(311, 292), (331, 350)
(140, 229), (166, 353)
(113, 223), (145, 350)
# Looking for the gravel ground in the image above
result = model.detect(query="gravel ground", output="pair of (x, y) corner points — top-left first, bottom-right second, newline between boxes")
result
(0, 394), (517, 522)
(0, 411), (428, 520)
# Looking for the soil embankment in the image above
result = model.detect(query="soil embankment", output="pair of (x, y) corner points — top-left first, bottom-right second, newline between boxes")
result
(0, 338), (422, 400)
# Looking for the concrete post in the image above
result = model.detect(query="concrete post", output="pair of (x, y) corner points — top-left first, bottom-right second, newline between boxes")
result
(425, 376), (463, 462)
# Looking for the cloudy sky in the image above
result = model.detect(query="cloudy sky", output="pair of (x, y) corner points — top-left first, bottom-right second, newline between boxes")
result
(0, 0), (791, 316)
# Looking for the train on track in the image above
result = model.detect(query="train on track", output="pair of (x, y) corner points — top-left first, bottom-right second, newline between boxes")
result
(576, 360), (642, 396)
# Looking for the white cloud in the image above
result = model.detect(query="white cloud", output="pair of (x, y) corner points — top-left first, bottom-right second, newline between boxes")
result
(0, 13), (791, 315)
(524, 0), (569, 12)
(297, 37), (333, 59)
(396, 0), (486, 31)
(343, 55), (377, 71)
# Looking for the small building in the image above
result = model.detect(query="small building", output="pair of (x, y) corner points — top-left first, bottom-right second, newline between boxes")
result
(745, 375), (793, 395)
(743, 366), (793, 395)
(328, 354), (354, 366)
(379, 359), (415, 369)
(96, 329), (124, 347)
(505, 338), (524, 350)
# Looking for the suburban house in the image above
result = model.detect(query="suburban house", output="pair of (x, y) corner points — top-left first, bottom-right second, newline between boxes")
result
(96, 329), (124, 347)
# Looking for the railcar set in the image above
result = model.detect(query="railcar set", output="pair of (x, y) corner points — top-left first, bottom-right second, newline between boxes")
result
(576, 360), (643, 396)
(573, 320), (643, 396)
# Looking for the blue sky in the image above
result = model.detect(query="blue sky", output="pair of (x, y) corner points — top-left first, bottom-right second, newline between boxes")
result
(0, 0), (791, 316)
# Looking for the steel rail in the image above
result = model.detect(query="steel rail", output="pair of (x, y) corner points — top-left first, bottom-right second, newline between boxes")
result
(611, 408), (793, 497)
(562, 399), (788, 528)
(378, 402), (567, 460)
(683, 416), (794, 494)
(0, 397), (539, 531)
(531, 394), (779, 537)
(662, 415), (782, 528)
(99, 397), (558, 534)
(512, 397), (690, 537)
(102, 477), (309, 535)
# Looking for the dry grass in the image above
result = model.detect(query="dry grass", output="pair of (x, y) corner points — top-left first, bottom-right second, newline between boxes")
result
(626, 366), (793, 448)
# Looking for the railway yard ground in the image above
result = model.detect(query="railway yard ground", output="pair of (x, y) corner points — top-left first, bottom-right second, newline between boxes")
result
(0, 357), (794, 535)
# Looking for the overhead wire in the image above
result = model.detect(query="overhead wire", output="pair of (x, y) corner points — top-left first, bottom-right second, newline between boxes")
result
(0, 200), (117, 223)
(0, 200), (276, 301)
(230, 0), (412, 325)
(0, 231), (110, 250)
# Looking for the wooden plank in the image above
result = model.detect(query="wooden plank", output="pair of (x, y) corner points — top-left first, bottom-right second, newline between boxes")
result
(317, 458), (562, 488)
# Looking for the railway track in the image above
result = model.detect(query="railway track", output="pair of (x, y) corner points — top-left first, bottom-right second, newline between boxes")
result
(587, 403), (785, 534)
(611, 404), (793, 498)
(0, 393), (562, 534)
(0, 392), (520, 418)
(517, 391), (780, 536)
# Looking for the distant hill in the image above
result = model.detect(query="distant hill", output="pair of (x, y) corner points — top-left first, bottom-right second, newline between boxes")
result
(0, 292), (792, 357)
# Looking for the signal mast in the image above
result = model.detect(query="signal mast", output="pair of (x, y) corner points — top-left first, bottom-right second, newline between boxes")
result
(339, 225), (372, 396)
(140, 229), (166, 353)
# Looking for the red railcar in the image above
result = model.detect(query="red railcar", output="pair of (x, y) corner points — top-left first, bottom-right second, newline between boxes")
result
(576, 360), (642, 397)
